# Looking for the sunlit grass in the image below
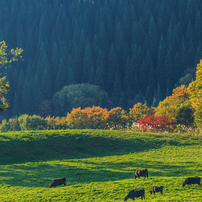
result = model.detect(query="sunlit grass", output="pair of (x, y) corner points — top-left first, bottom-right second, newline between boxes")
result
(0, 130), (201, 201)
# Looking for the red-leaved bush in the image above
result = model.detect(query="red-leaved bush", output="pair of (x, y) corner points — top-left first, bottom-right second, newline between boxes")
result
(138, 114), (175, 132)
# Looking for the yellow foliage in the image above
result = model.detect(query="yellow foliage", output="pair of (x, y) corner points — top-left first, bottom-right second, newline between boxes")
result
(155, 85), (191, 120)
(129, 103), (153, 122)
(188, 60), (202, 128)
(107, 107), (128, 128)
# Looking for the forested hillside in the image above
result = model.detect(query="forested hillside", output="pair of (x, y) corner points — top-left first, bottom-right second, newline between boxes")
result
(0, 0), (202, 119)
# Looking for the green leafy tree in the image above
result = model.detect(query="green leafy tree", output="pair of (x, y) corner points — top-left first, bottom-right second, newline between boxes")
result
(0, 41), (23, 112)
(52, 83), (110, 117)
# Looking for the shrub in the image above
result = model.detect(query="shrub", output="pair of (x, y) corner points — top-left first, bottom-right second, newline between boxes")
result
(18, 114), (47, 130)
(138, 114), (175, 132)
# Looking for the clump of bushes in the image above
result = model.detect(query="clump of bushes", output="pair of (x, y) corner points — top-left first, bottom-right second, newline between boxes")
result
(0, 101), (199, 134)
(0, 106), (128, 132)
(0, 115), (48, 132)
(138, 114), (175, 133)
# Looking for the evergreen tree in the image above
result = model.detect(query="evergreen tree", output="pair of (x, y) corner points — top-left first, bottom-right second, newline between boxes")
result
(156, 35), (166, 90)
(114, 21), (125, 68)
(164, 49), (174, 86)
(147, 16), (159, 55)
(112, 71), (122, 106)
(95, 49), (106, 90)
(55, 58), (67, 92)
(16, 69), (25, 106)
(145, 86), (152, 107)
(12, 92), (21, 116)
(136, 90), (144, 104)
(54, 15), (64, 40)
(92, 34), (100, 61)
(36, 50), (51, 81)
(98, 20), (109, 53)
(51, 41), (60, 76)
(187, 39), (195, 67)
(72, 19), (81, 46)
(21, 79), (33, 114)
(130, 44), (143, 77)
(41, 68), (52, 100)
(32, 73), (43, 114)
(147, 63), (156, 95)
(139, 50), (152, 94)
(25, 60), (34, 81)
(89, 66), (95, 84)
(186, 21), (194, 42)
(82, 42), (94, 83)
(119, 91), (127, 110)
(124, 56), (133, 91)
(122, 6), (131, 44)
(194, 11), (202, 44)
(107, 44), (119, 93)
(73, 46), (82, 83)
(165, 80), (172, 97)
(185, 0), (195, 26)
(195, 41), (202, 66)
(153, 83), (163, 107)
(131, 20), (145, 46)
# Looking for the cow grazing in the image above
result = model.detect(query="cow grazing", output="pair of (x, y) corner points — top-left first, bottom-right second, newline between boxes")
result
(49, 177), (66, 188)
(124, 189), (145, 201)
(149, 186), (163, 195)
(134, 169), (148, 179)
(182, 177), (201, 188)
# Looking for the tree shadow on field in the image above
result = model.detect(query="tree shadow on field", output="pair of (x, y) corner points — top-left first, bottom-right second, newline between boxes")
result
(0, 130), (174, 165)
(111, 160), (202, 178)
(0, 156), (200, 188)
(0, 162), (131, 188)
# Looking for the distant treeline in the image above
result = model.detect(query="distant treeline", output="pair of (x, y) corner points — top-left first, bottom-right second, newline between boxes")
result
(0, 83), (196, 132)
(0, 0), (201, 119)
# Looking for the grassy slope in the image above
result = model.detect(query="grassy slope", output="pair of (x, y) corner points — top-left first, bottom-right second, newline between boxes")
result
(0, 129), (201, 201)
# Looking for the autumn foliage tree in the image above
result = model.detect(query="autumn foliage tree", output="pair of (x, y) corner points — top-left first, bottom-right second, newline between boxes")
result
(155, 85), (194, 126)
(66, 106), (128, 129)
(129, 102), (155, 123)
(66, 106), (108, 129)
(188, 60), (202, 129)
(107, 107), (128, 129)
(138, 114), (175, 132)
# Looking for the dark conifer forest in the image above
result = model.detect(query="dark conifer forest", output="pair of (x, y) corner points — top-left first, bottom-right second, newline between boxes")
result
(0, 0), (201, 119)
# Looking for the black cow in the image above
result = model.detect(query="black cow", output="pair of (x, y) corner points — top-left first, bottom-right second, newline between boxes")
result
(149, 186), (163, 195)
(49, 177), (66, 188)
(134, 169), (148, 179)
(124, 189), (145, 201)
(182, 177), (201, 188)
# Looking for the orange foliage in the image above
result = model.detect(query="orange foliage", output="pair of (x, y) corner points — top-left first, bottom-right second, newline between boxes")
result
(66, 106), (129, 129)
(66, 106), (108, 129)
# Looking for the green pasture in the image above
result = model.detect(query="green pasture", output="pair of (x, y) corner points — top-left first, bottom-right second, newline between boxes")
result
(0, 130), (201, 201)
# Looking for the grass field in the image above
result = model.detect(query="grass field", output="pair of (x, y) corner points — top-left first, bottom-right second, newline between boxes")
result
(0, 129), (201, 201)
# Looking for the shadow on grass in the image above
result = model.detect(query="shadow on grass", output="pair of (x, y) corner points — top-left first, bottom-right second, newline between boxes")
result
(0, 130), (161, 165)
(0, 163), (130, 188)
(0, 156), (201, 188)
(0, 130), (201, 188)
(0, 130), (201, 165)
